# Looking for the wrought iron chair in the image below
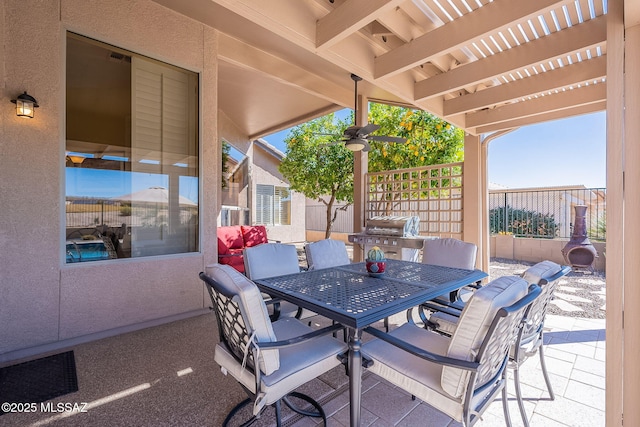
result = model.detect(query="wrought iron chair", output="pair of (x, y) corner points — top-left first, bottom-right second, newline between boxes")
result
(424, 260), (571, 427)
(243, 243), (309, 319)
(423, 237), (479, 303)
(405, 238), (479, 327)
(362, 276), (541, 427)
(304, 239), (351, 270)
(199, 265), (347, 426)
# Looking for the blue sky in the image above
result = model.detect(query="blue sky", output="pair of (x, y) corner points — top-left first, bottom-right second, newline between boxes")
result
(262, 109), (606, 190)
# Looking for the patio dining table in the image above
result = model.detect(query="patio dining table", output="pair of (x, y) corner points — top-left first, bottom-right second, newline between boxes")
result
(254, 258), (488, 427)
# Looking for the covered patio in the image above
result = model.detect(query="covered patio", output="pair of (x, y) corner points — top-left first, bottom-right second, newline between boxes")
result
(1, 0), (637, 425)
(0, 258), (605, 426)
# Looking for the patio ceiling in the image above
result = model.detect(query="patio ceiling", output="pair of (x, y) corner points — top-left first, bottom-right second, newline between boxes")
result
(152, 0), (636, 140)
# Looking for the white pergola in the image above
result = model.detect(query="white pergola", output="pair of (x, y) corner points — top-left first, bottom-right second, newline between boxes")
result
(152, 1), (637, 425)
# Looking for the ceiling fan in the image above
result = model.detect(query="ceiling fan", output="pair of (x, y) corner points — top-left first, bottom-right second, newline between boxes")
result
(321, 74), (407, 152)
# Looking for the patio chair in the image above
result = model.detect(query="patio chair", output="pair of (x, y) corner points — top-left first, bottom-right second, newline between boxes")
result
(425, 260), (571, 427)
(405, 238), (479, 327)
(423, 237), (479, 303)
(362, 276), (541, 427)
(199, 265), (347, 427)
(243, 243), (312, 319)
(304, 239), (350, 270)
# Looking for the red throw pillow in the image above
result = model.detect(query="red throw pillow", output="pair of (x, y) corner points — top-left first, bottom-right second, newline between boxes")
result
(242, 225), (268, 247)
(217, 226), (244, 253)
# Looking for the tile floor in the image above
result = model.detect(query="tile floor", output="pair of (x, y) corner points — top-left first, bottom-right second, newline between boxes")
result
(294, 314), (606, 427)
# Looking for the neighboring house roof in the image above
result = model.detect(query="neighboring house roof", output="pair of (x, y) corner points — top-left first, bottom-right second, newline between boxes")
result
(254, 138), (285, 161)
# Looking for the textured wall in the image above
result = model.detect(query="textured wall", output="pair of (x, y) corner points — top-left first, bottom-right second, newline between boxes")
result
(0, 0), (219, 358)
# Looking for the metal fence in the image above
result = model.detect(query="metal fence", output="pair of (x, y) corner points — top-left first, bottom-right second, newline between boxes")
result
(488, 187), (606, 240)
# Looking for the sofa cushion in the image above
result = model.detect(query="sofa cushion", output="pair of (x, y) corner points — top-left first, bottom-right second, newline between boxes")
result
(242, 225), (268, 247)
(218, 226), (245, 252)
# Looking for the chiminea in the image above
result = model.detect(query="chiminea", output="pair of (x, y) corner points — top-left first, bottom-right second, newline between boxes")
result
(561, 205), (598, 270)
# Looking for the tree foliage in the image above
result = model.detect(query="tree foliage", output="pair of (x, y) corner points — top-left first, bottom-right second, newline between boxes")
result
(278, 104), (465, 237)
(221, 140), (231, 189)
(365, 103), (465, 173)
(278, 113), (354, 238)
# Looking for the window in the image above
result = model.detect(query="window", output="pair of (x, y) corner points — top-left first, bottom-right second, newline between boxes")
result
(256, 185), (291, 225)
(65, 33), (199, 262)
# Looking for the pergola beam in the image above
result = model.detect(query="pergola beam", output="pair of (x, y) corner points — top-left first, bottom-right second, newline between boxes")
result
(316, 0), (404, 49)
(374, 0), (567, 79)
(474, 101), (605, 134)
(218, 33), (353, 107)
(467, 83), (606, 128)
(444, 55), (607, 116)
(415, 15), (607, 101)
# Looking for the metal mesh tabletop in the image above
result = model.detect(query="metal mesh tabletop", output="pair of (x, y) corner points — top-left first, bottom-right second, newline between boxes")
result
(255, 259), (487, 328)
(338, 259), (483, 287)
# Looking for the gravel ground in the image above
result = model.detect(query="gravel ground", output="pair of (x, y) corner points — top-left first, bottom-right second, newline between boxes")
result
(489, 258), (606, 319)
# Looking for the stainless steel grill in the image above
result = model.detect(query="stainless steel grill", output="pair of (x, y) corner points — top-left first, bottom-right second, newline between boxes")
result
(349, 215), (434, 262)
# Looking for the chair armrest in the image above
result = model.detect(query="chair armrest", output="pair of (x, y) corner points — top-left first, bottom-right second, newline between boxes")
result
(420, 301), (464, 317)
(264, 297), (282, 321)
(257, 323), (345, 350)
(363, 326), (479, 371)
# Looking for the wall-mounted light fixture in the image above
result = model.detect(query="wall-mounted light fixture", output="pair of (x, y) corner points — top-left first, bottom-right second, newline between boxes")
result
(11, 92), (39, 118)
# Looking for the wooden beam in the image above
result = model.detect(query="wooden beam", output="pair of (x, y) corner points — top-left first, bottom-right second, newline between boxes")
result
(474, 100), (605, 134)
(218, 33), (353, 106)
(444, 55), (607, 116)
(316, 0), (404, 49)
(374, 0), (567, 79)
(466, 82), (605, 128)
(414, 15), (607, 100)
(249, 105), (343, 141)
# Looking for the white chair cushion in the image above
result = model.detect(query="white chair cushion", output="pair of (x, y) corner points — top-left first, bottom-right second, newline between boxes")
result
(429, 311), (459, 335)
(362, 324), (467, 421)
(422, 238), (478, 270)
(522, 260), (562, 285)
(442, 275), (528, 398)
(244, 243), (300, 280)
(215, 318), (346, 406)
(305, 239), (350, 270)
(205, 263), (279, 375)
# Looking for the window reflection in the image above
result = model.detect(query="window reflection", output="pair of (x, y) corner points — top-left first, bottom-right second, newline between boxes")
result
(65, 33), (199, 262)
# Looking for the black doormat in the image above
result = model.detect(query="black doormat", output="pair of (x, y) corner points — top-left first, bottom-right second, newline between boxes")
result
(0, 351), (78, 414)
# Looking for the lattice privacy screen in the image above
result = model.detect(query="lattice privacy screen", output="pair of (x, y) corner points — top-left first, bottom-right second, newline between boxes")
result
(366, 162), (463, 237)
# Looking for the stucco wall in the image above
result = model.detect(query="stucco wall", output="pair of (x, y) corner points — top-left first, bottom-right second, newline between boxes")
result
(0, 0), (219, 361)
(490, 235), (606, 272)
(251, 144), (306, 243)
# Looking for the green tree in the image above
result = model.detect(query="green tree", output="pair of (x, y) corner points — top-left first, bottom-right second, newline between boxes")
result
(279, 105), (465, 237)
(279, 113), (354, 238)
(365, 103), (464, 173)
(221, 141), (231, 189)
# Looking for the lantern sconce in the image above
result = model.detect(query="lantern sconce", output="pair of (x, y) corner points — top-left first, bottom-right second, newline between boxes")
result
(10, 91), (39, 118)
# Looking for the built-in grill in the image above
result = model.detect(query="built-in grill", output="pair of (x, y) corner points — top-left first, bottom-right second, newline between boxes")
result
(348, 215), (434, 262)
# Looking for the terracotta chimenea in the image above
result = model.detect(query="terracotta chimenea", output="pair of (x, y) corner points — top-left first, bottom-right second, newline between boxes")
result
(561, 205), (598, 270)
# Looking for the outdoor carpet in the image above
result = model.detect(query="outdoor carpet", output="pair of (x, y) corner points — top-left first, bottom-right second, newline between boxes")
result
(0, 351), (79, 414)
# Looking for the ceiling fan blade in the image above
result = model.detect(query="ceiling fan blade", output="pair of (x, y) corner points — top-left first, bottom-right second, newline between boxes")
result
(343, 126), (361, 138)
(358, 123), (379, 136)
(368, 135), (407, 144)
(362, 141), (371, 152)
(314, 132), (342, 137)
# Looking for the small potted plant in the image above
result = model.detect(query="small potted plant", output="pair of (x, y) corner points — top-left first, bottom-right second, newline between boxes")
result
(366, 246), (386, 277)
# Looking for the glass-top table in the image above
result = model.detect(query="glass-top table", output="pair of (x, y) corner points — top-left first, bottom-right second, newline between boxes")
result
(254, 259), (488, 427)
